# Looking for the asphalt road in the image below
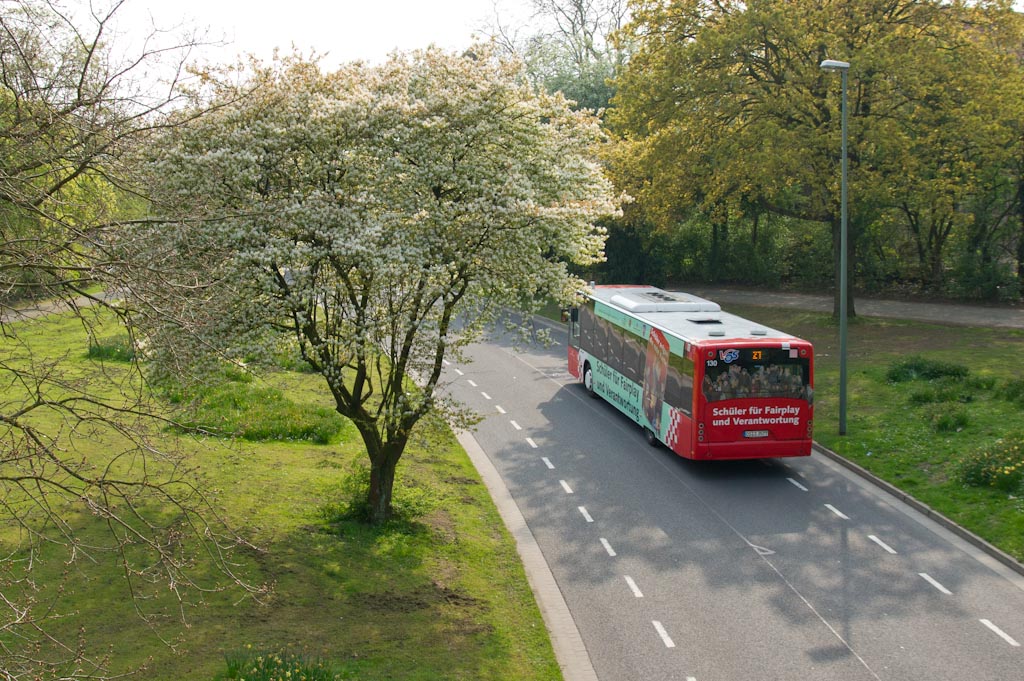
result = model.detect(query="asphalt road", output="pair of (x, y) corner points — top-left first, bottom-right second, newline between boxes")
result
(444, 320), (1024, 681)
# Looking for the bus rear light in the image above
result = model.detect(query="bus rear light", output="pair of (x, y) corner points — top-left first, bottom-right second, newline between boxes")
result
(807, 420), (813, 437)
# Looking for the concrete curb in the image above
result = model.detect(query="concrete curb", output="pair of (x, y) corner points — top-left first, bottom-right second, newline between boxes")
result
(455, 429), (598, 681)
(814, 443), (1024, 578)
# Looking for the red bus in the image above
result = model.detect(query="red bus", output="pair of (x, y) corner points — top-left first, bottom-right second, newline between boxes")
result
(567, 285), (813, 460)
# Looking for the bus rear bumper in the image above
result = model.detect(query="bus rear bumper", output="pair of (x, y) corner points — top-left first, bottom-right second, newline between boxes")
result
(694, 439), (813, 460)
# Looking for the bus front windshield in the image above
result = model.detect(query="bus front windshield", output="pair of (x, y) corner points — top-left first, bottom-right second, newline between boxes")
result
(701, 348), (811, 403)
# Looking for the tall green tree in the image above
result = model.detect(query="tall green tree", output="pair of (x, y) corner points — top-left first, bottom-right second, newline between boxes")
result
(609, 0), (1021, 310)
(131, 47), (616, 524)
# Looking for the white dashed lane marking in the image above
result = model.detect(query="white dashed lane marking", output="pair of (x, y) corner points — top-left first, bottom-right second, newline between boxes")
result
(868, 535), (898, 554)
(652, 621), (676, 648)
(980, 619), (1020, 647)
(919, 573), (952, 595)
(624, 576), (644, 598)
(787, 477), (808, 492)
(825, 504), (850, 520)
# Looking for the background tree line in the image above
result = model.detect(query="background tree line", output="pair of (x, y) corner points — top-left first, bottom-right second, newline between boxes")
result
(506, 0), (1024, 308)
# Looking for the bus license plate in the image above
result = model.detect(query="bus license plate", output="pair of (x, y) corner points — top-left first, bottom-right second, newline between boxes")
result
(744, 430), (769, 438)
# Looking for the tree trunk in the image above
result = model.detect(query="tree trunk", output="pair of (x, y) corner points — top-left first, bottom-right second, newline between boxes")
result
(368, 458), (397, 524)
(350, 418), (405, 525)
(1017, 171), (1024, 292)
(709, 209), (728, 282)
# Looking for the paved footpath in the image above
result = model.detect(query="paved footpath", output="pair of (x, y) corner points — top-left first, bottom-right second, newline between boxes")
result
(688, 286), (1024, 329)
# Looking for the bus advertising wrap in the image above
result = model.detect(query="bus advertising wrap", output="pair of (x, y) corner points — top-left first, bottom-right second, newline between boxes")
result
(568, 285), (814, 460)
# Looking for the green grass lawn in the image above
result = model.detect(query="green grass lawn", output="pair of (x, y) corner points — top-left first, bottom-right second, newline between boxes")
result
(1, 311), (560, 680)
(7, 299), (1024, 679)
(721, 303), (1024, 563)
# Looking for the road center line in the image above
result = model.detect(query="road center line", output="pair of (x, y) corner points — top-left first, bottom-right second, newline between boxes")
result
(652, 621), (676, 648)
(467, 379), (477, 387)
(868, 535), (898, 554)
(510, 420), (522, 430)
(578, 506), (594, 523)
(787, 477), (809, 492)
(495, 405), (506, 414)
(526, 437), (538, 449)
(980, 619), (1020, 646)
(600, 538), (616, 556)
(825, 504), (850, 520)
(560, 480), (574, 494)
(624, 576), (644, 598)
(919, 573), (952, 595)
(480, 391), (491, 400)
(542, 457), (555, 469)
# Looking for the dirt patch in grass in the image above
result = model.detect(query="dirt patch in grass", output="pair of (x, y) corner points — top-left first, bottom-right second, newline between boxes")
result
(425, 508), (458, 543)
(355, 581), (481, 613)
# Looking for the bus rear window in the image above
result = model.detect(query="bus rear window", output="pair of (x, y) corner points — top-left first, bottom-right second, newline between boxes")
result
(701, 348), (811, 402)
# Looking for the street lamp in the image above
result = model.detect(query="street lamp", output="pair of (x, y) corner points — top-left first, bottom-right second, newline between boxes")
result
(820, 58), (850, 436)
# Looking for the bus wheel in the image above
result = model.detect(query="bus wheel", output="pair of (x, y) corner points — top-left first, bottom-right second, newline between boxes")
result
(644, 428), (659, 447)
(583, 363), (597, 398)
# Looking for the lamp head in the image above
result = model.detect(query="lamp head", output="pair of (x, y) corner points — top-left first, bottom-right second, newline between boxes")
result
(820, 59), (850, 71)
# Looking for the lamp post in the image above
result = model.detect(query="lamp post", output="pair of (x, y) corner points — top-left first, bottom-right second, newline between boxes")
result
(820, 58), (849, 436)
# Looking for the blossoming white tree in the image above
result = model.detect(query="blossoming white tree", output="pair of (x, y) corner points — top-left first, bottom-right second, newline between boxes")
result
(135, 47), (616, 523)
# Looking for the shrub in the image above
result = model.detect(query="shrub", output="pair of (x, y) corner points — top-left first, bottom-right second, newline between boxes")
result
(924, 404), (969, 433)
(886, 356), (969, 383)
(998, 378), (1024, 406)
(907, 387), (938, 405)
(319, 465), (440, 526)
(86, 335), (135, 362)
(220, 648), (342, 680)
(907, 378), (975, 405)
(967, 375), (997, 391)
(955, 436), (1024, 492)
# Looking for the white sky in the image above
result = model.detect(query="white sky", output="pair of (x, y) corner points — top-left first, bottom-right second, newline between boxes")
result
(107, 0), (1024, 77)
(115, 0), (534, 69)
